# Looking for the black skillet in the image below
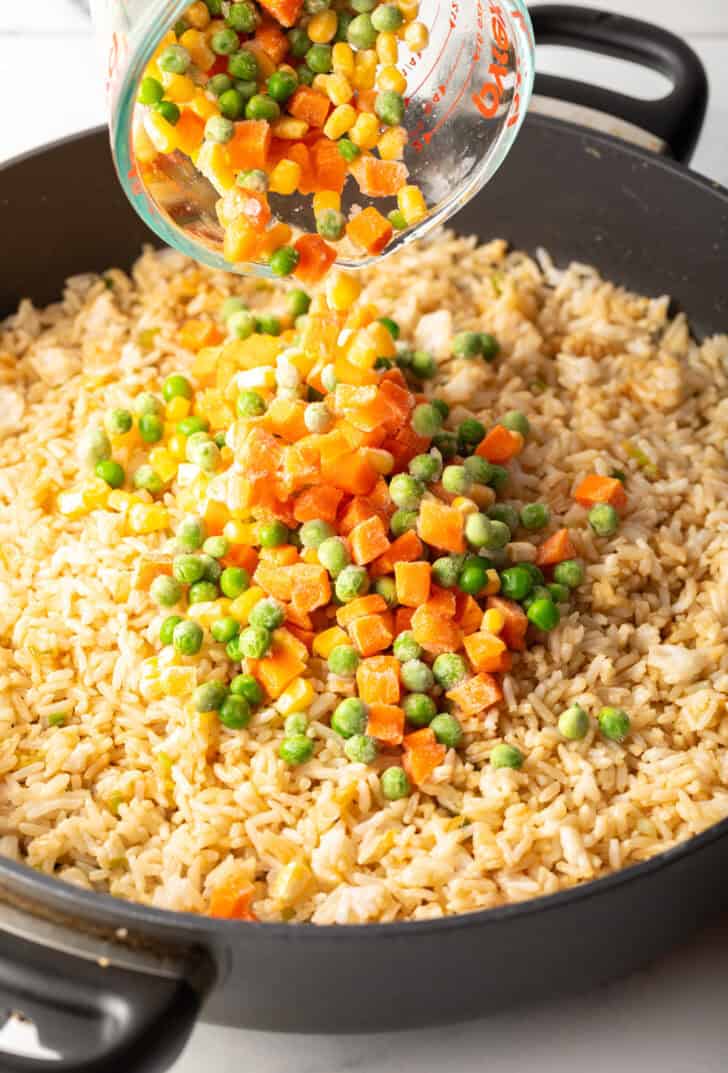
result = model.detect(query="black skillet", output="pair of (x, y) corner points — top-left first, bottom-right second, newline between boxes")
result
(0, 7), (726, 1072)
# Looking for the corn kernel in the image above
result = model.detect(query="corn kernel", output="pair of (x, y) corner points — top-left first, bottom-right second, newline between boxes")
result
(308, 9), (338, 43)
(271, 116), (310, 140)
(377, 125), (408, 160)
(128, 503), (169, 534)
(132, 120), (159, 165)
(179, 28), (215, 71)
(377, 65), (407, 94)
(276, 677), (315, 715)
(301, 547), (321, 565)
(107, 490), (136, 514)
(229, 587), (265, 624)
(367, 320), (397, 357)
(81, 477), (111, 511)
(353, 50), (377, 91)
(162, 73), (197, 102)
(452, 496), (479, 516)
(188, 89), (220, 121)
(347, 330), (378, 370)
(57, 487), (86, 519)
(398, 0), (420, 21)
(313, 625), (349, 658)
(323, 102), (356, 140)
(485, 569), (501, 596)
(148, 447), (179, 483)
(144, 110), (179, 155)
(376, 32), (399, 65)
(165, 396), (191, 423)
(270, 859), (312, 905)
(167, 433), (188, 462)
(324, 72), (354, 106)
(483, 608), (506, 634)
(350, 112), (380, 149)
(269, 159), (302, 196)
(364, 448), (395, 475)
(332, 42), (355, 78)
(326, 271), (362, 312)
(197, 141), (235, 194)
(224, 519), (255, 545)
(397, 183), (428, 224)
(160, 665), (197, 697)
(185, 1), (210, 29)
(312, 190), (341, 216)
(404, 20), (429, 51)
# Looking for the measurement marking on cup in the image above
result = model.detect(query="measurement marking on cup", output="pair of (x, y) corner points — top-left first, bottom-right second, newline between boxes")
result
(471, 1), (522, 128)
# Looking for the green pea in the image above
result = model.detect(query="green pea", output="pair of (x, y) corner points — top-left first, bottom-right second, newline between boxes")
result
(499, 564), (533, 602)
(306, 43), (333, 72)
(269, 246), (300, 278)
(177, 415), (210, 436)
(235, 390), (266, 419)
(316, 209), (346, 241)
(139, 413), (164, 444)
(95, 459), (125, 488)
(390, 508), (418, 538)
(331, 697), (367, 738)
(279, 734), (315, 765)
(520, 503), (550, 531)
(488, 465), (510, 491)
(453, 331), (483, 359)
(457, 419), (486, 454)
(464, 456), (493, 485)
(395, 656), (430, 692)
(258, 520), (289, 548)
(490, 743), (524, 769)
(151, 575), (182, 607)
(318, 537), (350, 576)
(287, 26), (311, 58)
(487, 503), (519, 531)
(548, 582), (570, 604)
(588, 503), (619, 537)
(177, 516), (206, 551)
(411, 403), (442, 438)
(558, 704), (589, 740)
(411, 350), (437, 379)
(409, 452), (442, 484)
(430, 713), (463, 749)
(230, 673), (263, 705)
(371, 3), (403, 31)
(194, 680), (228, 712)
(226, 1), (257, 32)
(388, 209), (407, 230)
(464, 513), (492, 549)
(160, 615), (183, 646)
(526, 597), (560, 631)
(553, 559), (585, 589)
(211, 27), (239, 54)
(108, 408), (133, 436)
(335, 565), (369, 603)
(338, 140), (361, 164)
(173, 555), (206, 585)
(372, 577), (395, 609)
(239, 625), (272, 659)
(430, 432), (456, 461)
(328, 645), (360, 677)
(236, 167), (268, 193)
(300, 519), (335, 549)
(284, 713), (308, 737)
(523, 562), (545, 587)
(208, 73), (233, 96)
(155, 98), (180, 126)
(211, 617), (240, 644)
(458, 559), (489, 596)
(389, 474), (425, 510)
(132, 466), (163, 495)
(479, 333), (500, 361)
(432, 556), (461, 589)
(380, 765), (410, 800)
(501, 410), (530, 437)
(378, 316), (400, 340)
(442, 465), (471, 496)
(226, 635), (244, 661)
(347, 12), (377, 48)
(245, 93), (280, 121)
(393, 631), (422, 662)
(375, 90), (405, 126)
(135, 392), (162, 417)
(403, 693), (437, 728)
(249, 598), (285, 631)
(158, 44), (191, 73)
(485, 519), (511, 550)
(189, 438), (220, 472)
(202, 536), (229, 560)
(297, 64), (315, 85)
(598, 706), (630, 742)
(219, 89), (246, 120)
(523, 585), (552, 611)
(138, 76), (164, 106)
(163, 374), (193, 403)
(81, 427), (112, 468)
(287, 289), (311, 317)
(335, 10), (354, 41)
(189, 581), (219, 604)
(432, 652), (468, 690)
(344, 734), (378, 764)
(256, 313), (281, 336)
(351, 0), (375, 10)
(219, 694), (252, 729)
(173, 619), (203, 656)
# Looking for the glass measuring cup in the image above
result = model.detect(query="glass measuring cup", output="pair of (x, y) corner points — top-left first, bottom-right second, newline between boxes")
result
(92, 0), (535, 276)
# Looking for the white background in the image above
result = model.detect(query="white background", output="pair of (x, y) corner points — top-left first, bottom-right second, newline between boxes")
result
(1, 2), (728, 1072)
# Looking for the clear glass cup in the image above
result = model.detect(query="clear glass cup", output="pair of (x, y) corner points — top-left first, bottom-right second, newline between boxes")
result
(91, 0), (535, 276)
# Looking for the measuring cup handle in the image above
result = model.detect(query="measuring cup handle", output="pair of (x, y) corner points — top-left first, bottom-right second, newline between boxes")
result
(529, 4), (708, 163)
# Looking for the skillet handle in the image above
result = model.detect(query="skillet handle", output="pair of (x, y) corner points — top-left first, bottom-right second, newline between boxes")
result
(529, 4), (708, 162)
(0, 902), (210, 1073)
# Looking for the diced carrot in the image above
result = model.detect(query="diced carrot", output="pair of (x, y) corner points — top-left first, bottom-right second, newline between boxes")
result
(356, 655), (401, 705)
(311, 138), (349, 193)
(263, 397), (308, 442)
(350, 154), (409, 197)
(367, 704), (405, 746)
(346, 207), (393, 255)
(378, 378), (413, 431)
(349, 613), (394, 657)
(227, 120), (271, 171)
(256, 221), (294, 260)
(355, 89), (378, 113)
(403, 728), (446, 786)
(370, 530), (423, 578)
(417, 499), (465, 554)
(476, 424), (523, 463)
(288, 86), (331, 128)
(425, 588), (457, 618)
(178, 318), (223, 352)
(208, 876), (257, 920)
(248, 628), (307, 698)
(336, 593), (387, 628)
(294, 234), (337, 284)
(383, 421), (429, 472)
(293, 485), (343, 524)
(535, 528), (576, 567)
(288, 625), (315, 650)
(174, 109), (206, 156)
(573, 474), (627, 512)
(257, 0), (303, 27)
(238, 426), (283, 481)
(289, 563), (331, 614)
(134, 558), (171, 590)
(285, 602), (313, 630)
(446, 672), (503, 716)
(380, 366), (409, 390)
(223, 216), (261, 264)
(223, 545), (259, 574)
(395, 606), (414, 634)
(411, 604), (463, 656)
(321, 451), (378, 496)
(338, 420), (387, 449)
(463, 631), (508, 673)
(255, 21), (289, 63)
(338, 496), (381, 536)
(259, 545), (299, 566)
(349, 514), (391, 565)
(254, 560), (294, 602)
(456, 593), (484, 635)
(367, 477), (395, 519)
(394, 560), (431, 607)
(486, 596), (528, 652)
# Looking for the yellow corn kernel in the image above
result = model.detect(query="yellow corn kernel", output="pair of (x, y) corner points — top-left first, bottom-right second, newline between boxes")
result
(367, 319), (397, 358)
(326, 271), (362, 312)
(143, 110), (179, 155)
(404, 20), (429, 51)
(160, 665), (197, 698)
(325, 73), (354, 106)
(188, 89), (220, 121)
(165, 395), (191, 423)
(148, 447), (179, 483)
(81, 477), (111, 511)
(485, 569), (501, 596)
(179, 28), (215, 71)
(192, 599), (230, 628)
(377, 65), (407, 94)
(162, 73), (197, 102)
(271, 116), (310, 140)
(323, 102), (356, 140)
(223, 519), (254, 545)
(332, 42), (355, 78)
(364, 448), (395, 475)
(312, 190), (341, 216)
(350, 112), (380, 149)
(167, 433), (188, 462)
(301, 547), (321, 565)
(57, 487), (86, 519)
(197, 141), (236, 194)
(269, 159), (302, 196)
(313, 625), (349, 658)
(398, 0), (420, 21)
(276, 677), (315, 716)
(128, 503), (169, 534)
(107, 490), (136, 514)
(376, 32), (399, 65)
(452, 496), (479, 517)
(347, 330), (378, 370)
(270, 859), (312, 905)
(308, 9), (338, 43)
(132, 120), (159, 165)
(377, 125), (407, 160)
(353, 50), (378, 90)
(185, 1), (210, 28)
(397, 183), (428, 224)
(482, 608), (506, 635)
(229, 587), (265, 625)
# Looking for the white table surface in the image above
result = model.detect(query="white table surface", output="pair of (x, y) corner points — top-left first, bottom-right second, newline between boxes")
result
(1, 3), (728, 1071)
